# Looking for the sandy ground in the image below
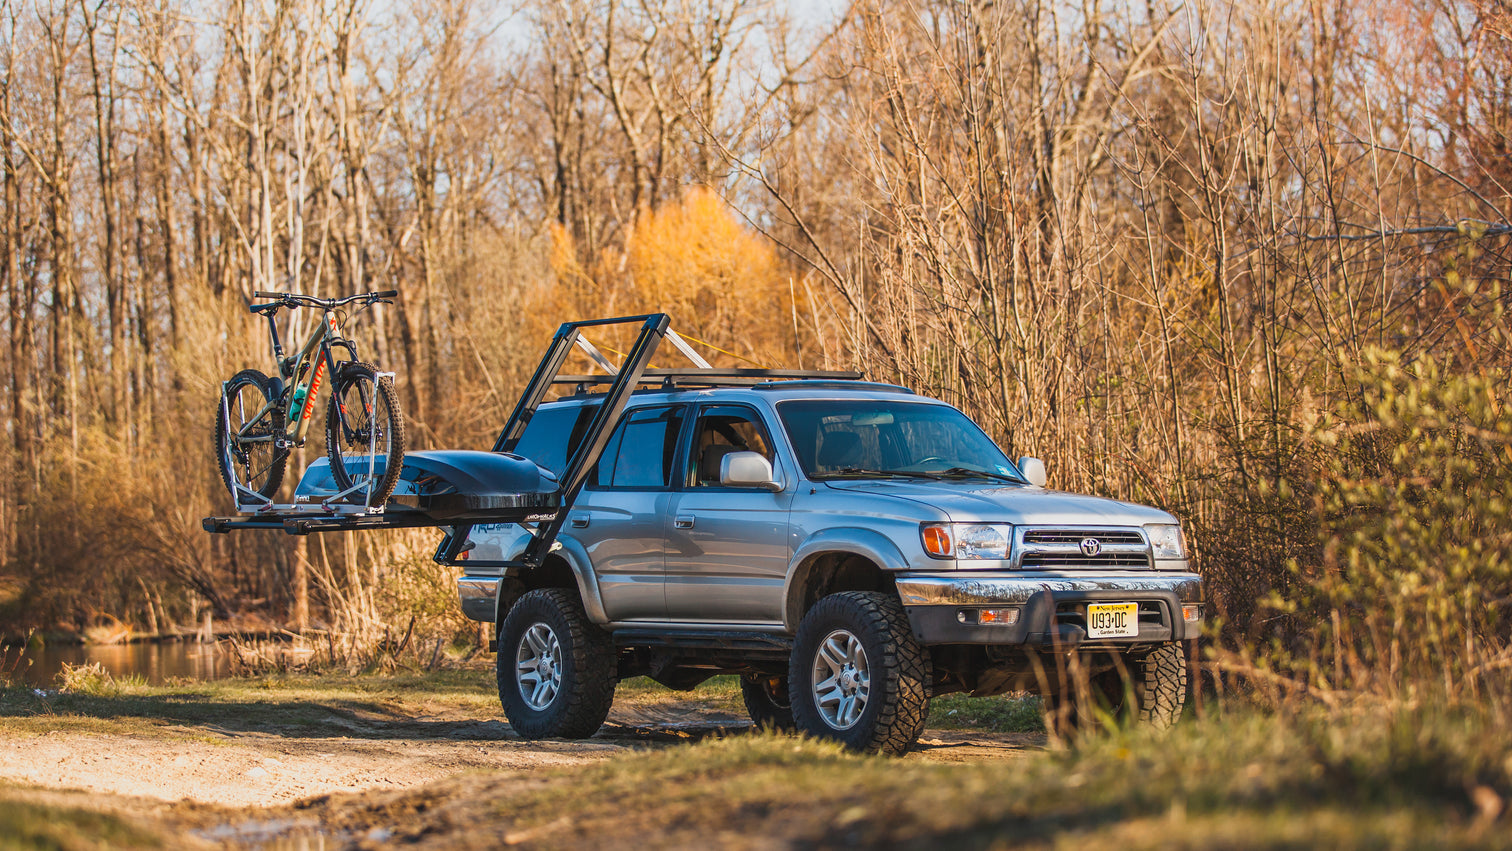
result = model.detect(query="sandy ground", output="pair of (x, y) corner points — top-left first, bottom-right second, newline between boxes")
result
(0, 702), (1038, 809)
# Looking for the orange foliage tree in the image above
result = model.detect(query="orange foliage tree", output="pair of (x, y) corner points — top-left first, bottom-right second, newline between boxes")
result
(535, 188), (832, 370)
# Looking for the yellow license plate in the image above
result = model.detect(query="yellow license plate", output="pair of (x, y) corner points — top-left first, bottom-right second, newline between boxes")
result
(1087, 603), (1139, 638)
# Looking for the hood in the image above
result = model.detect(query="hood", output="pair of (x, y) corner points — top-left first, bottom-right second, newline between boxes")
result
(822, 480), (1175, 526)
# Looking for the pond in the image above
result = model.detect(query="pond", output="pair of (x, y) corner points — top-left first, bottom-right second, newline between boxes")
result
(1, 640), (228, 688)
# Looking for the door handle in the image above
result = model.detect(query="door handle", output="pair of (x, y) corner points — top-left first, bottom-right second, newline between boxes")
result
(674, 515), (695, 529)
(570, 516), (590, 528)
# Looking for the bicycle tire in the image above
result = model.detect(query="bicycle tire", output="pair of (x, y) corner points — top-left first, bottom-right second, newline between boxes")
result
(325, 361), (406, 506)
(215, 369), (288, 501)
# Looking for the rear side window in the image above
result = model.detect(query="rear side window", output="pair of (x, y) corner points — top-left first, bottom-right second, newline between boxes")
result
(510, 404), (599, 476)
(592, 406), (686, 489)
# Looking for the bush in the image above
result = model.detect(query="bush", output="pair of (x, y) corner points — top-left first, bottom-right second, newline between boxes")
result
(1256, 349), (1512, 709)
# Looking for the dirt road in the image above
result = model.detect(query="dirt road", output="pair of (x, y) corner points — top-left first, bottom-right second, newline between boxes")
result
(0, 696), (1038, 809)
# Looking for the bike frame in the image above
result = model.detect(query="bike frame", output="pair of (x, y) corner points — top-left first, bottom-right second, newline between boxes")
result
(234, 308), (355, 448)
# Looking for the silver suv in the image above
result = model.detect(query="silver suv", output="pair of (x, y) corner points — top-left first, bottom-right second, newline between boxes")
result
(455, 380), (1203, 754)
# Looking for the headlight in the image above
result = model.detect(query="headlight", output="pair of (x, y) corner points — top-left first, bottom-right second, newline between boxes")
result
(1144, 524), (1187, 560)
(921, 523), (1013, 559)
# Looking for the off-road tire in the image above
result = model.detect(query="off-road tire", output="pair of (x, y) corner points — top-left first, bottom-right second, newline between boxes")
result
(496, 588), (616, 739)
(1128, 642), (1187, 728)
(215, 368), (288, 500)
(325, 361), (405, 506)
(1043, 642), (1188, 733)
(789, 591), (931, 755)
(741, 674), (795, 731)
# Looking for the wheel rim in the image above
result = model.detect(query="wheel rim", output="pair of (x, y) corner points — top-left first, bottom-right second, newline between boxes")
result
(810, 629), (870, 730)
(515, 623), (563, 711)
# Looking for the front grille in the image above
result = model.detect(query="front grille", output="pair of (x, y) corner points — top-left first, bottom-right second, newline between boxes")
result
(1017, 527), (1151, 569)
(1021, 553), (1152, 568)
(1022, 529), (1144, 546)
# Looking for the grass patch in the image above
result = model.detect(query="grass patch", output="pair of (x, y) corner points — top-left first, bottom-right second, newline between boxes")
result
(0, 794), (166, 850)
(930, 693), (1045, 733)
(0, 669), (502, 740)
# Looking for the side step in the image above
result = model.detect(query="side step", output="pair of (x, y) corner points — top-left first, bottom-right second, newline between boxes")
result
(611, 628), (793, 656)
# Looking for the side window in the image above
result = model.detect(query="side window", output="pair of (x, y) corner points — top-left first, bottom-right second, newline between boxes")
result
(509, 404), (599, 476)
(688, 405), (775, 487)
(593, 406), (686, 489)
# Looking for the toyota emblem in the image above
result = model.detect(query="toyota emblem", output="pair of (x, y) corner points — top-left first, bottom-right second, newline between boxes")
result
(1079, 537), (1102, 557)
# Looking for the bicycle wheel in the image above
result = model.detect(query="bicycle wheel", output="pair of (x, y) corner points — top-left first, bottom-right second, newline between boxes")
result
(215, 369), (288, 501)
(325, 361), (406, 506)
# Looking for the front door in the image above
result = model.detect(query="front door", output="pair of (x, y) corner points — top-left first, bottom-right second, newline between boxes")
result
(664, 404), (792, 624)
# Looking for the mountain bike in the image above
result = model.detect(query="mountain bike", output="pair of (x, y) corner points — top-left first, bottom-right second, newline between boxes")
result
(215, 289), (406, 509)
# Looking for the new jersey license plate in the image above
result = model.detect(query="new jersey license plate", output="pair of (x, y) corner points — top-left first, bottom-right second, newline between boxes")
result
(1086, 603), (1139, 638)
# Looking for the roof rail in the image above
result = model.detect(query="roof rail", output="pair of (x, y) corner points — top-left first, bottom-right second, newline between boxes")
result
(553, 367), (865, 390)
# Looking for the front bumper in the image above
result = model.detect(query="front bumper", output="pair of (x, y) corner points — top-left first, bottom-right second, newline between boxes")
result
(896, 570), (1203, 645)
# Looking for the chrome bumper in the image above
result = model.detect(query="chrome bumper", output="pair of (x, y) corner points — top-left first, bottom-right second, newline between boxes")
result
(897, 570), (1203, 606)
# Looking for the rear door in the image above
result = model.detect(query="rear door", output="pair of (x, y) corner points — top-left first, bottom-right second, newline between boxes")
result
(573, 404), (689, 621)
(663, 403), (792, 624)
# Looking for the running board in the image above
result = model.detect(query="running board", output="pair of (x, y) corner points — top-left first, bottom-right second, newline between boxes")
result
(610, 628), (793, 654)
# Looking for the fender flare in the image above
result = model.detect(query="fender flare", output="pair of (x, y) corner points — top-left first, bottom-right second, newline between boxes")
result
(492, 532), (609, 625)
(782, 528), (912, 631)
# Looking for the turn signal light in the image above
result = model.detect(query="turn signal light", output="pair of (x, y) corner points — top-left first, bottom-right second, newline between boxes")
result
(922, 525), (954, 557)
(957, 607), (1020, 626)
(1182, 604), (1202, 623)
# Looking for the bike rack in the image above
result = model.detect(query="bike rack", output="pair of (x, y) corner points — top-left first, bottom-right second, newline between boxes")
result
(217, 380), (384, 518)
(204, 314), (677, 540)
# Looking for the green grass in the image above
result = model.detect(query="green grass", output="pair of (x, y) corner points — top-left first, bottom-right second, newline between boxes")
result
(930, 693), (1045, 732)
(0, 795), (166, 851)
(0, 668), (502, 740)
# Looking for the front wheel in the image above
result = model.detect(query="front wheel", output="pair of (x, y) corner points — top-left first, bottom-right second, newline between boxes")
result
(325, 361), (405, 506)
(789, 591), (931, 755)
(496, 589), (617, 739)
(215, 369), (288, 501)
(1042, 643), (1189, 733)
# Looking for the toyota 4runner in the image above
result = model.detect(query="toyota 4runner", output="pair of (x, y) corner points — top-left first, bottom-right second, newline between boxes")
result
(454, 373), (1203, 754)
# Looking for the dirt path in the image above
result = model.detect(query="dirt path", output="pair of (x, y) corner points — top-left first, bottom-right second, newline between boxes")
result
(0, 702), (1039, 808)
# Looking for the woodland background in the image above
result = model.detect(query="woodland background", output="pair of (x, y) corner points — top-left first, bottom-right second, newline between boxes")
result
(0, 0), (1508, 702)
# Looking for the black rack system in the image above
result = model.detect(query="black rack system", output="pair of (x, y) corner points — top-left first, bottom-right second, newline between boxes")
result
(203, 314), (864, 570)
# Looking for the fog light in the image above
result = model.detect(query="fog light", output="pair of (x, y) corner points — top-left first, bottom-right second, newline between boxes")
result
(958, 607), (1020, 626)
(1182, 604), (1202, 623)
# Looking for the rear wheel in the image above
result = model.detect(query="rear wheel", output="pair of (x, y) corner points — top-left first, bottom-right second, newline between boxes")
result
(741, 674), (795, 731)
(789, 591), (931, 755)
(215, 369), (287, 501)
(496, 589), (617, 739)
(325, 361), (405, 506)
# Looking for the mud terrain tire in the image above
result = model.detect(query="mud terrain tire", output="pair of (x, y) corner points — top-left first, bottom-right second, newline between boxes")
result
(789, 591), (930, 755)
(1043, 642), (1188, 733)
(497, 588), (616, 739)
(741, 674), (795, 731)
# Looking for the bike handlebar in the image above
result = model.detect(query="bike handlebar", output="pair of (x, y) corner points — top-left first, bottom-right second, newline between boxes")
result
(249, 290), (398, 313)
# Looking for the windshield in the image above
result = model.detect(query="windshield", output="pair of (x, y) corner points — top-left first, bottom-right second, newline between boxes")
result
(777, 399), (1022, 481)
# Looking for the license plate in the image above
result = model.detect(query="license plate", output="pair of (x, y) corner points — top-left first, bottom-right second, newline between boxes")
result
(1086, 603), (1139, 638)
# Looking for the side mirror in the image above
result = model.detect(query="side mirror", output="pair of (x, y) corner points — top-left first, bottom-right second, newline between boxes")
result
(721, 451), (783, 492)
(1017, 456), (1047, 488)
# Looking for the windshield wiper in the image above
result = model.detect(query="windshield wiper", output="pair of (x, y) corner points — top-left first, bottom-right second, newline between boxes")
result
(815, 467), (940, 480)
(931, 466), (1022, 483)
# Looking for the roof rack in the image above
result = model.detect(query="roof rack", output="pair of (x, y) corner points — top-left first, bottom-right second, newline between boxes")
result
(554, 367), (865, 391)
